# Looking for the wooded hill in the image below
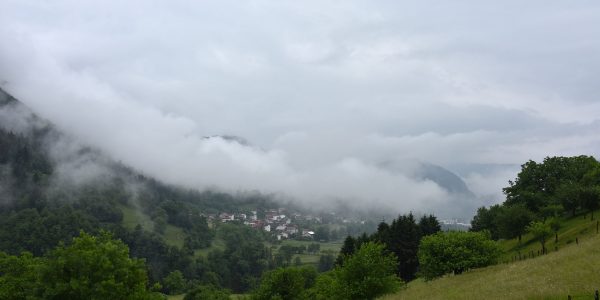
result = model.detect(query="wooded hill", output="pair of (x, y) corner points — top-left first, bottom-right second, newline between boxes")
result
(0, 88), (288, 294)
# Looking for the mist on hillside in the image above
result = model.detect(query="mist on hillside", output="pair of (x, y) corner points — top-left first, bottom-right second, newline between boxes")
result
(2, 1), (600, 219)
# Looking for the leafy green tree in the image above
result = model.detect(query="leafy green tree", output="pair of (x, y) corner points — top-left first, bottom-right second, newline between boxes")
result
(184, 285), (230, 300)
(504, 156), (599, 212)
(579, 186), (600, 220)
(321, 242), (402, 300)
(310, 271), (337, 300)
(418, 231), (500, 280)
(526, 221), (553, 254)
(211, 223), (270, 292)
(470, 205), (502, 240)
(252, 266), (317, 300)
(497, 205), (535, 242)
(163, 270), (187, 295)
(539, 204), (564, 221)
(0, 251), (42, 299)
(555, 183), (580, 216)
(548, 217), (561, 243)
(39, 231), (162, 300)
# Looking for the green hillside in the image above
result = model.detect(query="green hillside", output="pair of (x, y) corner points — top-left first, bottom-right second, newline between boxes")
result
(384, 215), (600, 300)
(121, 204), (187, 248)
(499, 211), (600, 263)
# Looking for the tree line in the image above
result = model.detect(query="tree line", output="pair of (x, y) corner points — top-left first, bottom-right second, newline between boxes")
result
(470, 156), (600, 247)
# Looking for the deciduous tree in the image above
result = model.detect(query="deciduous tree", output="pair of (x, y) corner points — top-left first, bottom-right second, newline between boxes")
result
(418, 231), (500, 280)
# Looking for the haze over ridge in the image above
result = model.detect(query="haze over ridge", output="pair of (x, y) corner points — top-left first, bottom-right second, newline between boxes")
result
(1, 1), (600, 218)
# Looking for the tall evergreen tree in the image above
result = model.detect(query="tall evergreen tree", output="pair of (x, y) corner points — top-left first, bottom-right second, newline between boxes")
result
(335, 236), (356, 266)
(418, 214), (441, 237)
(387, 213), (421, 282)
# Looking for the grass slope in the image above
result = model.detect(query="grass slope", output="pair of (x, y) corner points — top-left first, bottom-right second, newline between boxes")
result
(120, 204), (186, 248)
(385, 223), (600, 299)
(500, 211), (600, 262)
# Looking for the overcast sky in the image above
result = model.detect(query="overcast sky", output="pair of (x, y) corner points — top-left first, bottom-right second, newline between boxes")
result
(1, 1), (599, 217)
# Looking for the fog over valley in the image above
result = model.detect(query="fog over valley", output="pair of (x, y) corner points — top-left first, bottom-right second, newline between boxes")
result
(2, 1), (600, 219)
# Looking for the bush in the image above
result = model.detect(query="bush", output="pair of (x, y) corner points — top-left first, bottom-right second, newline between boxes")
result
(314, 242), (402, 300)
(418, 231), (501, 280)
(184, 285), (230, 300)
(252, 266), (317, 300)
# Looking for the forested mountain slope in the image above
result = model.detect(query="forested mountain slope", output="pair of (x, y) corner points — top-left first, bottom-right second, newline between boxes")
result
(0, 87), (277, 291)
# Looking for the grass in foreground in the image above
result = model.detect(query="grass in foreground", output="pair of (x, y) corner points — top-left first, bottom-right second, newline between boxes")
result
(383, 233), (600, 300)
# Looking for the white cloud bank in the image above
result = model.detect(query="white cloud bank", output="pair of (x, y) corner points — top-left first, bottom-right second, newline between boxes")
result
(1, 1), (600, 218)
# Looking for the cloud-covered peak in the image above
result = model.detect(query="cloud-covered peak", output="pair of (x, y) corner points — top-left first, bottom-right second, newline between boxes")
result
(1, 1), (599, 218)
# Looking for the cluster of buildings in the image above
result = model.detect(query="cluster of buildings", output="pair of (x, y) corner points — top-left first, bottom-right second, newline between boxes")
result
(207, 208), (319, 240)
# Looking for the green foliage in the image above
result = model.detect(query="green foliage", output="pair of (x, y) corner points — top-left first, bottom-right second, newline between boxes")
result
(525, 221), (552, 253)
(184, 285), (230, 300)
(317, 253), (335, 272)
(470, 205), (502, 239)
(0, 206), (97, 256)
(39, 231), (161, 300)
(320, 242), (402, 300)
(0, 251), (42, 299)
(335, 236), (356, 265)
(313, 227), (330, 242)
(503, 156), (599, 212)
(294, 256), (302, 266)
(0, 231), (163, 300)
(374, 213), (422, 282)
(252, 266), (317, 300)
(496, 204), (535, 241)
(578, 186), (600, 219)
(418, 231), (501, 280)
(472, 156), (600, 245)
(205, 223), (270, 292)
(306, 243), (320, 254)
(163, 270), (187, 295)
(418, 214), (441, 237)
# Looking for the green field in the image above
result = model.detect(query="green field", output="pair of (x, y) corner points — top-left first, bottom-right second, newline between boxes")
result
(279, 239), (343, 252)
(194, 237), (226, 257)
(276, 239), (342, 266)
(385, 213), (600, 300)
(120, 204), (154, 231)
(120, 204), (187, 248)
(193, 235), (342, 266)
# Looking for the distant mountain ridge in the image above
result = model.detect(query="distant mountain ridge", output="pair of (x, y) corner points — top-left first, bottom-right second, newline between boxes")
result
(416, 163), (476, 197)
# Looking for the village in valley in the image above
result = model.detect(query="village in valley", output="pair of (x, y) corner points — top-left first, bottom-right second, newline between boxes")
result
(206, 208), (470, 242)
(209, 208), (326, 241)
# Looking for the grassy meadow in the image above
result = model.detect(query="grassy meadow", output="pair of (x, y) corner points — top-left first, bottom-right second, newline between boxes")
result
(120, 204), (186, 248)
(384, 213), (600, 300)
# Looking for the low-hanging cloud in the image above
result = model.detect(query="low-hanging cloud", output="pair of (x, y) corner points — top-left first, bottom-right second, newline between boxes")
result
(1, 0), (600, 218)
